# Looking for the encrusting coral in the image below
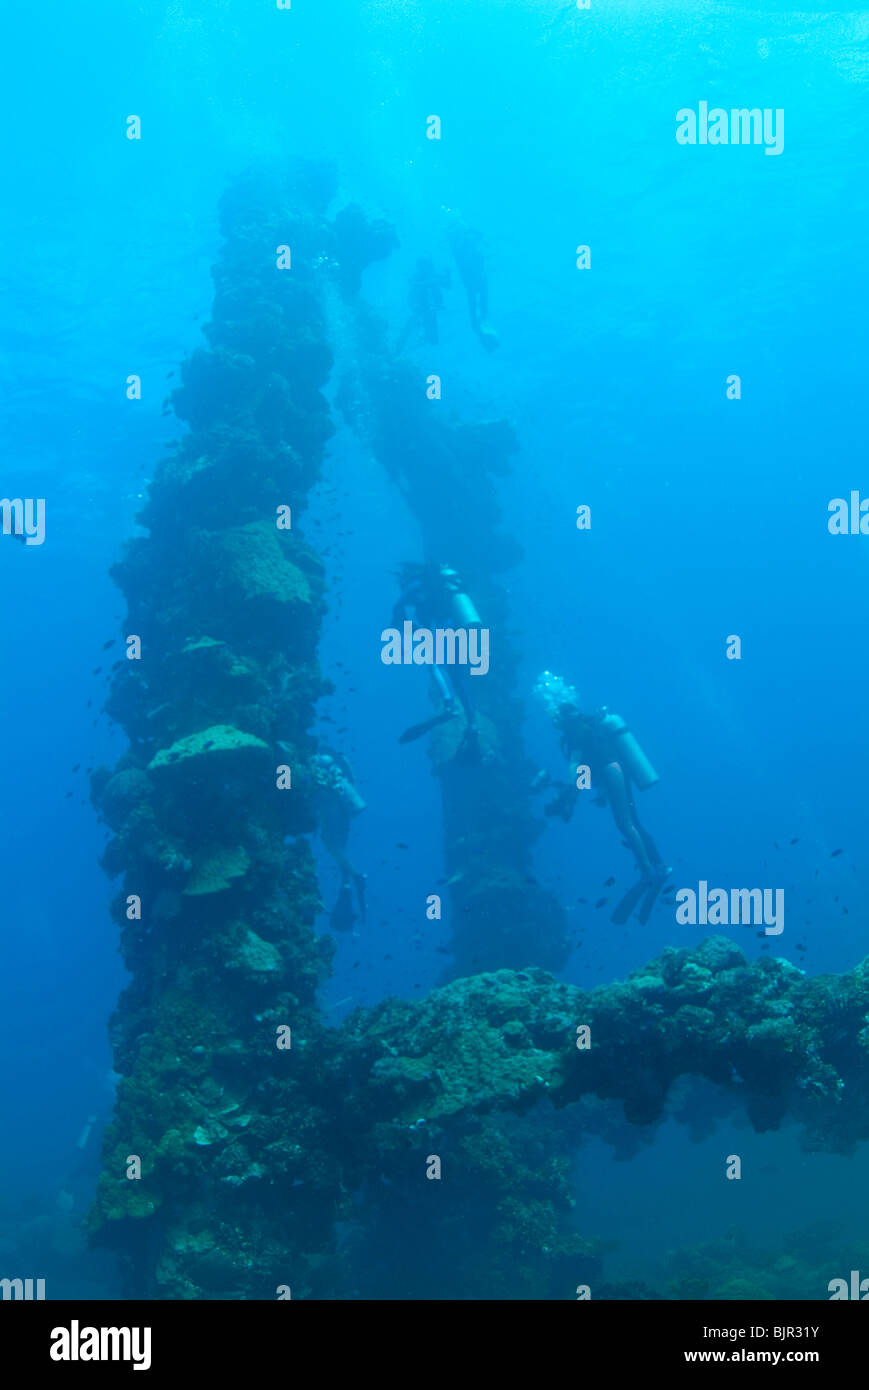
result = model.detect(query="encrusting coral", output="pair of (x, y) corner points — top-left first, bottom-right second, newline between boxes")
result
(88, 167), (869, 1300)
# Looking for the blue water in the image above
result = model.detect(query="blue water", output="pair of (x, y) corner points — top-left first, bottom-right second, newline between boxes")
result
(2, 0), (868, 1299)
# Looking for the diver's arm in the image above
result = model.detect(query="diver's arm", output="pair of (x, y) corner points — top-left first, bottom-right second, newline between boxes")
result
(545, 746), (586, 820)
(545, 784), (579, 822)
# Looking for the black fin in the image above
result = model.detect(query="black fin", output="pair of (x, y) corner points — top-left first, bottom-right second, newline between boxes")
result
(610, 880), (647, 925)
(637, 870), (672, 925)
(354, 873), (367, 923)
(329, 885), (356, 932)
(398, 711), (453, 744)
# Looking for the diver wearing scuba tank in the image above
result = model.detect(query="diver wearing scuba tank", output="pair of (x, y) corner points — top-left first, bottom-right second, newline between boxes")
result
(392, 561), (481, 754)
(307, 750), (367, 931)
(534, 671), (669, 888)
(443, 209), (499, 353)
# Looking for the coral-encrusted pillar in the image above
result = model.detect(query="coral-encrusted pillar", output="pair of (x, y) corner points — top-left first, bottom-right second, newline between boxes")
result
(338, 305), (571, 979)
(89, 165), (351, 1298)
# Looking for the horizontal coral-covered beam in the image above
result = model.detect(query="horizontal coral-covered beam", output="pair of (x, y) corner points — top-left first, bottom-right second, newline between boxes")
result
(341, 937), (869, 1151)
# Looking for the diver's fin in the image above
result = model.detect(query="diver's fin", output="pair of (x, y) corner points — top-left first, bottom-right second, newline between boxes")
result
(636, 868), (673, 926)
(610, 879), (647, 925)
(354, 872), (367, 924)
(329, 884), (356, 933)
(636, 884), (661, 926)
(398, 711), (453, 744)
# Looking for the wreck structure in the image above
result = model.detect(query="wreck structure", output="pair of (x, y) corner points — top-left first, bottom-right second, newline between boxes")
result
(89, 168), (868, 1299)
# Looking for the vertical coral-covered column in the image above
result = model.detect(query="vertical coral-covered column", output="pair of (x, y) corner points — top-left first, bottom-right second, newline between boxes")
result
(89, 165), (345, 1297)
(340, 311), (571, 978)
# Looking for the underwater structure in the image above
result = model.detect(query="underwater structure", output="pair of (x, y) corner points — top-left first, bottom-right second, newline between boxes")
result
(337, 291), (571, 980)
(89, 164), (348, 1296)
(89, 169), (869, 1299)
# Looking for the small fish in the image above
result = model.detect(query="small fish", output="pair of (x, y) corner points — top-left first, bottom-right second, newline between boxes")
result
(576, 897), (588, 904)
(91, 666), (102, 675)
(65, 791), (73, 799)
(789, 838), (799, 845)
(831, 848), (843, 858)
(101, 639), (116, 650)
(603, 876), (615, 887)
(166, 371), (174, 379)
(71, 764), (80, 773)
(396, 842), (409, 850)
(594, 898), (608, 909)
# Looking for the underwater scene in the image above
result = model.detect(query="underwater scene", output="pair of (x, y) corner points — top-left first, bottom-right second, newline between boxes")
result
(3, 0), (869, 1308)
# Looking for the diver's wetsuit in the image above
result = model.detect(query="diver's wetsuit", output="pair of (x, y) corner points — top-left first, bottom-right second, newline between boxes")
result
(559, 709), (664, 879)
(399, 256), (450, 349)
(446, 218), (497, 351)
(310, 752), (366, 929)
(393, 565), (478, 745)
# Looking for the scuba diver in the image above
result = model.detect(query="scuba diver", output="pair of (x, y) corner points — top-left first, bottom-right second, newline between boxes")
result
(393, 560), (481, 758)
(308, 749), (367, 932)
(444, 209), (499, 353)
(398, 256), (451, 350)
(534, 671), (671, 925)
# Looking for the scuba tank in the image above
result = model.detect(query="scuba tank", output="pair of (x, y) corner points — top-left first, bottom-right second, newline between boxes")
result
(341, 780), (366, 814)
(597, 709), (659, 790)
(440, 565), (481, 627)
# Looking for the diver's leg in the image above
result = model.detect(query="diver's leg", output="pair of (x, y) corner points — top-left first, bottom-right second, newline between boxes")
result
(321, 821), (354, 883)
(432, 664), (456, 713)
(449, 665), (476, 729)
(464, 283), (480, 332)
(448, 667), (480, 760)
(602, 762), (653, 877)
(627, 787), (665, 868)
